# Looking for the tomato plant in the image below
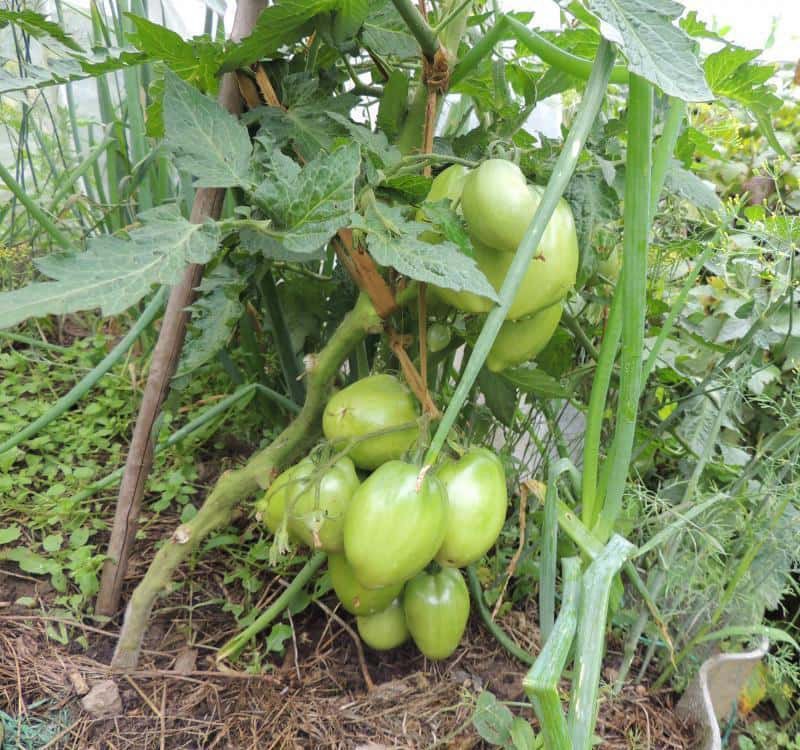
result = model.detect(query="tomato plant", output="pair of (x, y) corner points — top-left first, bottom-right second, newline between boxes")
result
(328, 552), (402, 616)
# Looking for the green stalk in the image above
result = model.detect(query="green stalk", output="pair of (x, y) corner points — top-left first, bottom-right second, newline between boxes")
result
(466, 566), (536, 666)
(424, 39), (616, 467)
(0, 331), (72, 353)
(582, 96), (684, 529)
(216, 552), (327, 661)
(0, 288), (168, 456)
(0, 160), (74, 251)
(593, 75), (654, 543)
(260, 270), (305, 405)
(390, 0), (439, 59)
(567, 535), (634, 749)
(540, 458), (579, 643)
(524, 557), (581, 750)
(450, 15), (627, 89)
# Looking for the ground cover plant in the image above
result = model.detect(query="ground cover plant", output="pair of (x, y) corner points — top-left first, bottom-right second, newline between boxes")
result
(0, 0), (798, 747)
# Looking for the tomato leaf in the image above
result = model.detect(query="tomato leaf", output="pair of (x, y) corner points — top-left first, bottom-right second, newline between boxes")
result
(584, 0), (712, 101)
(361, 1), (419, 59)
(0, 206), (219, 329)
(247, 142), (361, 258)
(477, 367), (518, 427)
(498, 366), (569, 399)
(352, 200), (499, 300)
(163, 70), (253, 188)
(472, 690), (514, 744)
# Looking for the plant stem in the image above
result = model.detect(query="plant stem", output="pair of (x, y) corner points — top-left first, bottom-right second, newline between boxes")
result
(0, 159), (74, 251)
(466, 566), (535, 666)
(111, 294), (380, 668)
(650, 98), (685, 214)
(216, 552), (327, 661)
(390, 0), (439, 59)
(423, 39), (616, 467)
(593, 75), (654, 543)
(450, 15), (627, 89)
(0, 288), (167, 456)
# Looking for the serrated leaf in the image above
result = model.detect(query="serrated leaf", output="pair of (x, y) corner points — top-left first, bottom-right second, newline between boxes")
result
(362, 1), (419, 58)
(704, 47), (784, 155)
(478, 367), (518, 427)
(248, 75), (357, 161)
(163, 70), (252, 188)
(679, 10), (725, 41)
(250, 142), (361, 256)
(585, 0), (712, 101)
(664, 160), (722, 212)
(382, 173), (433, 202)
(333, 0), (371, 40)
(0, 9), (83, 52)
(125, 14), (223, 93)
(377, 69), (409, 139)
(419, 200), (474, 257)
(352, 200), (498, 300)
(326, 112), (401, 170)
(266, 622), (293, 653)
(176, 264), (245, 378)
(498, 365), (568, 398)
(220, 0), (337, 72)
(0, 206), (219, 329)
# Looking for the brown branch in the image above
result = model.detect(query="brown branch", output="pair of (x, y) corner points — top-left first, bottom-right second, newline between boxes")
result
(235, 72), (262, 109)
(95, 0), (268, 618)
(333, 229), (397, 319)
(388, 326), (441, 418)
(254, 64), (282, 107)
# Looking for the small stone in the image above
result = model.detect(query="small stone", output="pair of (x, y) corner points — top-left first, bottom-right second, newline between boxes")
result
(68, 671), (89, 695)
(81, 679), (122, 717)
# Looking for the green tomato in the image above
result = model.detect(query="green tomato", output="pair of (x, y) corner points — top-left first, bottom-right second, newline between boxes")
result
(322, 374), (420, 470)
(427, 322), (451, 353)
(356, 598), (409, 650)
(417, 164), (470, 243)
(260, 457), (359, 552)
(435, 448), (508, 567)
(328, 553), (403, 616)
(597, 246), (621, 282)
(460, 159), (538, 253)
(486, 301), (563, 373)
(344, 460), (447, 588)
(403, 566), (470, 660)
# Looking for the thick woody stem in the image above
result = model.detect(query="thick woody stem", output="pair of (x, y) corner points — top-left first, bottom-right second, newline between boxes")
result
(112, 295), (381, 669)
(95, 0), (268, 618)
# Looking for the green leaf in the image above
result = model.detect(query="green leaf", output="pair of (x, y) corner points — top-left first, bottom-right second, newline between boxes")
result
(0, 9), (84, 52)
(42, 534), (63, 553)
(249, 142), (362, 257)
(382, 174), (433, 202)
(266, 622), (294, 653)
(664, 160), (722, 212)
(333, 0), (371, 41)
(0, 526), (21, 545)
(2, 547), (60, 577)
(125, 14), (223, 93)
(220, 0), (338, 72)
(419, 201), (474, 258)
(377, 70), (409, 139)
(703, 47), (784, 156)
(478, 367), (518, 427)
(251, 76), (357, 161)
(498, 365), (568, 398)
(0, 206), (219, 329)
(362, 1), (419, 58)
(472, 690), (514, 744)
(508, 717), (539, 750)
(326, 112), (401, 170)
(584, 0), (712, 101)
(352, 200), (498, 300)
(176, 264), (245, 378)
(163, 70), (252, 188)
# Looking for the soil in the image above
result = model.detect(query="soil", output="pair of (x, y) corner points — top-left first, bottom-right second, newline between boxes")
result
(0, 513), (694, 750)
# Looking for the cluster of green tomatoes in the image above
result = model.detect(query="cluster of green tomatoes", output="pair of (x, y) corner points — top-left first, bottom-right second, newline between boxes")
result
(255, 158), (580, 659)
(426, 158), (580, 372)
(256, 373), (508, 659)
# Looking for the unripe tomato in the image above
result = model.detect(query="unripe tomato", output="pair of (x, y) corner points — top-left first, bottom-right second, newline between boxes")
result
(328, 553), (403, 616)
(424, 164), (469, 208)
(486, 301), (563, 373)
(344, 461), (447, 588)
(434, 448), (508, 567)
(460, 159), (538, 253)
(322, 374), (419, 470)
(260, 457), (359, 552)
(356, 598), (409, 650)
(427, 322), (451, 353)
(403, 566), (470, 660)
